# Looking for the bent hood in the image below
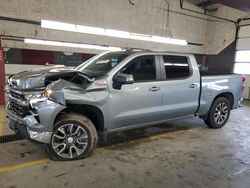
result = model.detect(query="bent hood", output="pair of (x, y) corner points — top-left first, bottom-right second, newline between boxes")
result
(8, 66), (92, 91)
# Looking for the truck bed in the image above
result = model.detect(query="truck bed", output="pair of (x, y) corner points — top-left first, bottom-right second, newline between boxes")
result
(197, 73), (243, 116)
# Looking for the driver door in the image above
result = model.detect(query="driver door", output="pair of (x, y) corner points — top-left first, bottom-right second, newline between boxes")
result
(107, 55), (163, 131)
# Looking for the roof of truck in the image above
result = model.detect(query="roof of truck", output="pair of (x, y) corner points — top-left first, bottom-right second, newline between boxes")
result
(110, 49), (193, 56)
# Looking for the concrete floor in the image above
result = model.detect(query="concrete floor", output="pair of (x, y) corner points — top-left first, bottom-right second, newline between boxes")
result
(0, 101), (250, 188)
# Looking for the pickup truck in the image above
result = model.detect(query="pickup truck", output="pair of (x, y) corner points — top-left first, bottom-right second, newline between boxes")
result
(7, 50), (243, 160)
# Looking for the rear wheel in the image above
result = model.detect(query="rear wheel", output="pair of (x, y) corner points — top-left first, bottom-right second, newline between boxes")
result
(203, 97), (231, 129)
(47, 113), (98, 160)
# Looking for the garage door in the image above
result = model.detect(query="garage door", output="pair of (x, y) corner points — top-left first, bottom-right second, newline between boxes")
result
(234, 23), (250, 99)
(234, 25), (250, 74)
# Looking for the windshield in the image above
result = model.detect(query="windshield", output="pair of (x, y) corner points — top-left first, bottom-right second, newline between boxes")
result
(75, 51), (130, 78)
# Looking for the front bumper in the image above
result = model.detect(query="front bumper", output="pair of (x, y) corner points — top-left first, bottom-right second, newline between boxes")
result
(9, 120), (52, 144)
(7, 99), (66, 144)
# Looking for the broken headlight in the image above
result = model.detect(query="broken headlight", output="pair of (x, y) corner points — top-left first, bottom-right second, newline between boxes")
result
(43, 89), (53, 98)
(43, 88), (65, 105)
(24, 91), (43, 100)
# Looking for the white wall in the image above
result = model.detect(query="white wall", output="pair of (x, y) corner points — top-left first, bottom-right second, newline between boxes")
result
(0, 0), (248, 55)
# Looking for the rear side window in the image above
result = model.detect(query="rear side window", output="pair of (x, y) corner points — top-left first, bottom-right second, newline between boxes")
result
(163, 55), (191, 79)
(121, 55), (156, 82)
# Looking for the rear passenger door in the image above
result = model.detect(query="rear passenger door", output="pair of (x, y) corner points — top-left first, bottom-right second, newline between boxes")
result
(159, 55), (200, 120)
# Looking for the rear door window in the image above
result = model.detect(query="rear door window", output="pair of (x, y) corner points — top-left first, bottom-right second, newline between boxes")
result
(162, 55), (191, 79)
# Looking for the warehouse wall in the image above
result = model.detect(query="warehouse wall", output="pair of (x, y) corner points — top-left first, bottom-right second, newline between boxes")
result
(5, 48), (94, 66)
(0, 0), (247, 55)
(205, 41), (236, 73)
(22, 49), (54, 65)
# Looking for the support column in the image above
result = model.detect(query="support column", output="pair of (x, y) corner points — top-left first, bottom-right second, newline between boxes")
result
(0, 37), (6, 105)
(202, 54), (206, 67)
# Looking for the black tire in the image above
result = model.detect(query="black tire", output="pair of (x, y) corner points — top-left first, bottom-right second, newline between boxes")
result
(203, 97), (231, 129)
(47, 113), (98, 161)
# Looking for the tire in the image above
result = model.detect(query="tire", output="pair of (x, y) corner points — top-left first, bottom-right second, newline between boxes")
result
(47, 113), (98, 161)
(203, 97), (231, 129)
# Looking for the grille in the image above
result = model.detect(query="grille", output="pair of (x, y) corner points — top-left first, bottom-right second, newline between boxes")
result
(10, 91), (26, 101)
(8, 99), (30, 117)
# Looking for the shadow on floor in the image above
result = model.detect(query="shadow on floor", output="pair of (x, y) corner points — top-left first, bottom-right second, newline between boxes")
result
(104, 120), (205, 146)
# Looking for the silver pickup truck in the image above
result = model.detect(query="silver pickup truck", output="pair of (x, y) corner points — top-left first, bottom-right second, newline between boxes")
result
(7, 50), (243, 160)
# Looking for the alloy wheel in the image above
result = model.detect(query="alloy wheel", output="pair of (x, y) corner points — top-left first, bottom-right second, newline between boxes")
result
(51, 124), (89, 159)
(214, 102), (229, 124)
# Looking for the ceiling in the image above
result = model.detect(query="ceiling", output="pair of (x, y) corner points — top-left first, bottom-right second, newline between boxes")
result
(215, 0), (250, 13)
(186, 0), (250, 13)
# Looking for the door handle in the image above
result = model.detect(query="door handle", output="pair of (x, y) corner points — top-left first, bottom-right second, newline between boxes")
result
(189, 83), (199, 88)
(149, 86), (160, 92)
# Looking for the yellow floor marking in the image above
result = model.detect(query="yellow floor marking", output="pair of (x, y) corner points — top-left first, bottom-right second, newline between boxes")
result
(0, 127), (190, 173)
(0, 105), (4, 136)
(0, 159), (49, 173)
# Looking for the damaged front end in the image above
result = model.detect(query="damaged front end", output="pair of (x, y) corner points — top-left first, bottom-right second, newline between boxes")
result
(8, 98), (65, 144)
(7, 68), (97, 144)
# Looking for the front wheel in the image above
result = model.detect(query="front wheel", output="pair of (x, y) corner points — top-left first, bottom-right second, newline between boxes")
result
(203, 97), (231, 129)
(47, 113), (98, 160)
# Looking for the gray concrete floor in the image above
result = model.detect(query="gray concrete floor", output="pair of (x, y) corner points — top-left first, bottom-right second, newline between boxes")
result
(0, 101), (250, 188)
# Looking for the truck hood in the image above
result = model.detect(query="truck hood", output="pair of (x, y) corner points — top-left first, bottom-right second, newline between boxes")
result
(8, 66), (92, 91)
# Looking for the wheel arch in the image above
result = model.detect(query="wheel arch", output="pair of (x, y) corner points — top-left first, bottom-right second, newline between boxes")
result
(54, 104), (105, 134)
(213, 92), (234, 109)
(200, 91), (234, 120)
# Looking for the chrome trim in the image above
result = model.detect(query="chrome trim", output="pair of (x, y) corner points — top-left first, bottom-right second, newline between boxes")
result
(30, 97), (47, 109)
(8, 87), (45, 95)
(27, 128), (52, 144)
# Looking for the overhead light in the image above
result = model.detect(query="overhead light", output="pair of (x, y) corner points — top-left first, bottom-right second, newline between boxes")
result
(41, 19), (188, 46)
(41, 20), (76, 32)
(129, 33), (151, 41)
(152, 36), (188, 45)
(105, 29), (130, 39)
(24, 38), (122, 51)
(76, 25), (105, 35)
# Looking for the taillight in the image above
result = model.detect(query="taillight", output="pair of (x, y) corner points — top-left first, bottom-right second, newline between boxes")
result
(242, 75), (246, 92)
(242, 75), (246, 82)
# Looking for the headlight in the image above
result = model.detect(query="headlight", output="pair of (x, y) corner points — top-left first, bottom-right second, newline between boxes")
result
(24, 92), (43, 100)
(42, 89), (65, 105)
(43, 89), (53, 98)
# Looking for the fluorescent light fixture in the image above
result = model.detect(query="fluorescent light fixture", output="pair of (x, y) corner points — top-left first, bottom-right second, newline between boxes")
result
(24, 38), (122, 51)
(41, 19), (187, 46)
(130, 33), (151, 41)
(76, 25), (105, 35)
(106, 29), (130, 39)
(152, 36), (187, 45)
(234, 63), (250, 74)
(235, 50), (250, 62)
(41, 20), (76, 32)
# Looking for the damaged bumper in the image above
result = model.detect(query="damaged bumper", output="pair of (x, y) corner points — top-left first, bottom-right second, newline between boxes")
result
(7, 99), (66, 144)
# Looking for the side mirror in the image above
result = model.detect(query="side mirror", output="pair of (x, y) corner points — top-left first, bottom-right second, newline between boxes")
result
(113, 73), (134, 89)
